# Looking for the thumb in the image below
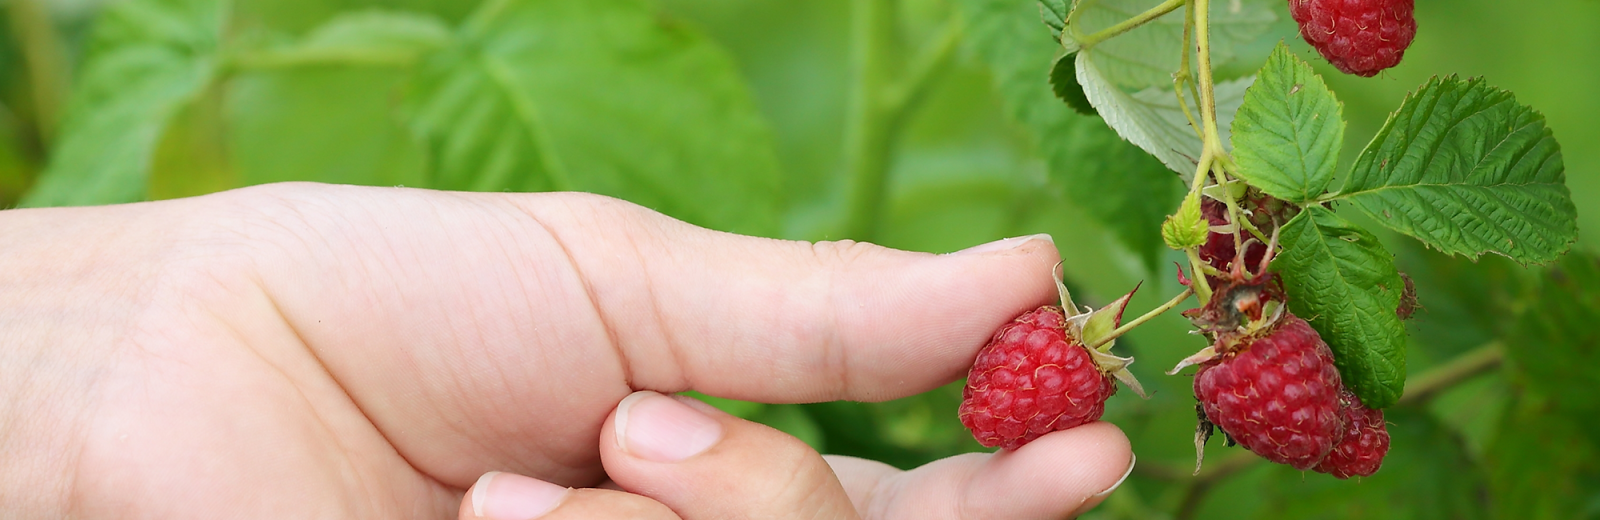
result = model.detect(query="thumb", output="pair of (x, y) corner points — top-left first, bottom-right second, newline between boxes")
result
(597, 391), (861, 520)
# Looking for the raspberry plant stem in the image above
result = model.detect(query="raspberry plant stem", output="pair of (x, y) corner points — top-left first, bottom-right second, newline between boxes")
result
(1397, 342), (1504, 406)
(841, 0), (899, 241)
(1088, 288), (1195, 351)
(841, 0), (960, 241)
(1192, 0), (1226, 159)
(1173, 0), (1204, 142)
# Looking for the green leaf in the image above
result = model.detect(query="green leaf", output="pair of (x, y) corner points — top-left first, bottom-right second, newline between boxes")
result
(1162, 192), (1209, 250)
(1038, 0), (1067, 35)
(405, 0), (782, 236)
(959, 0), (1184, 272)
(1336, 76), (1577, 264)
(1230, 42), (1343, 204)
(1077, 51), (1253, 177)
(21, 0), (223, 207)
(1049, 52), (1094, 115)
(1274, 206), (1407, 408)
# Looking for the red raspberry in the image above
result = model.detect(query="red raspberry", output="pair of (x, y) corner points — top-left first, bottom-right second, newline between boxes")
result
(1289, 0), (1417, 77)
(1315, 389), (1390, 478)
(1194, 313), (1344, 469)
(960, 306), (1116, 450)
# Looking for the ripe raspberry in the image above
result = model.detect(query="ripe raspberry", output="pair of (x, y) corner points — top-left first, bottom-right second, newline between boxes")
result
(1194, 314), (1344, 469)
(1315, 389), (1390, 478)
(1289, 0), (1418, 77)
(960, 306), (1116, 450)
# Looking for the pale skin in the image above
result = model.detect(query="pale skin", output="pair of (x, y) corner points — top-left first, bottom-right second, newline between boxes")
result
(0, 183), (1134, 519)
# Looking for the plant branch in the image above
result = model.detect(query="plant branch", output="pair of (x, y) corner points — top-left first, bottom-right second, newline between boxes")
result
(840, 0), (898, 241)
(1076, 0), (1187, 49)
(1192, 0), (1223, 155)
(5, 0), (71, 145)
(841, 1), (959, 241)
(1398, 342), (1505, 407)
(1172, 0), (1203, 142)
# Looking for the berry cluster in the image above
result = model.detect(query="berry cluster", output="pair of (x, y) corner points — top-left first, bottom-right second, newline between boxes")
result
(1177, 196), (1390, 477)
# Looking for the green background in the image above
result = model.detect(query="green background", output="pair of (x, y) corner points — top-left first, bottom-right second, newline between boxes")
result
(3, 0), (1598, 517)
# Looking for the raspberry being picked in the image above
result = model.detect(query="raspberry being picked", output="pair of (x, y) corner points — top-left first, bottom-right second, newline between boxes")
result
(1289, 0), (1418, 77)
(959, 274), (1148, 450)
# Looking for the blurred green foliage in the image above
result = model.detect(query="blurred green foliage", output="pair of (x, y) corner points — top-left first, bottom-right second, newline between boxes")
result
(4, 0), (1599, 517)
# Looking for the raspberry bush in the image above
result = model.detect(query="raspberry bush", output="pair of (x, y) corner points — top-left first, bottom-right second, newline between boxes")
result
(5, 0), (1597, 516)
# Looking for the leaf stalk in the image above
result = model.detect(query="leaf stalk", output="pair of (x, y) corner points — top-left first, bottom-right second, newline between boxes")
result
(1076, 0), (1188, 49)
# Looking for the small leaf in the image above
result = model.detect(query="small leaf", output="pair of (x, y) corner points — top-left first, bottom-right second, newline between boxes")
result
(1162, 193), (1209, 250)
(1078, 282), (1140, 347)
(1049, 53), (1095, 115)
(1038, 0), (1068, 37)
(1336, 76), (1576, 264)
(1230, 43), (1343, 203)
(21, 0), (223, 207)
(1273, 206), (1407, 408)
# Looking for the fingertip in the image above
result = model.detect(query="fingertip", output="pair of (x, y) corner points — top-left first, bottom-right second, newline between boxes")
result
(461, 472), (570, 520)
(972, 422), (1134, 518)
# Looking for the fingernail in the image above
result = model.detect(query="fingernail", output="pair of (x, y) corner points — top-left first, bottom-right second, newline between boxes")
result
(1093, 452), (1137, 498)
(470, 472), (568, 520)
(615, 391), (724, 462)
(952, 234), (1054, 256)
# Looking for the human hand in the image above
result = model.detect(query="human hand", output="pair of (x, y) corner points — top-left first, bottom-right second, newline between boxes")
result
(0, 183), (1133, 519)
